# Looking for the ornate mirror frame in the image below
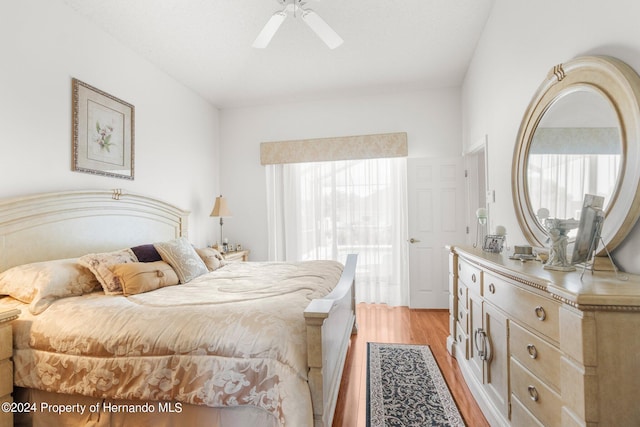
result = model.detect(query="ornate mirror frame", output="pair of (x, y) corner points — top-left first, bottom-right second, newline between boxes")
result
(513, 56), (640, 251)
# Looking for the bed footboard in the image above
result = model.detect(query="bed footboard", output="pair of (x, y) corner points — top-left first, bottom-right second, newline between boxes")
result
(304, 254), (357, 427)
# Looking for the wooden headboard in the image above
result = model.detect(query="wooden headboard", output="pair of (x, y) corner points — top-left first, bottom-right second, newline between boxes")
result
(0, 189), (189, 272)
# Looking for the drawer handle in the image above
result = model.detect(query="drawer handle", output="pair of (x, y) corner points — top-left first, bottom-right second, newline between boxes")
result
(458, 264), (462, 271)
(459, 311), (464, 320)
(527, 385), (539, 402)
(459, 288), (463, 297)
(527, 344), (538, 359)
(488, 283), (496, 294)
(458, 334), (463, 343)
(534, 306), (546, 321)
(471, 273), (477, 283)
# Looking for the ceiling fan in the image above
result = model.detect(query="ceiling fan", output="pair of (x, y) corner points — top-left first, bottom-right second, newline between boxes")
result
(252, 0), (343, 49)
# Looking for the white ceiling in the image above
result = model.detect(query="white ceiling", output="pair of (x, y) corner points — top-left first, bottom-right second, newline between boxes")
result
(61, 0), (494, 109)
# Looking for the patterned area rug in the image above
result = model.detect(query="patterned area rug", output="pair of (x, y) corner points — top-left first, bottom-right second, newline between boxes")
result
(367, 343), (466, 427)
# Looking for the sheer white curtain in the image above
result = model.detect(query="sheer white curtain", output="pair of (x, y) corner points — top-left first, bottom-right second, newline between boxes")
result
(266, 157), (409, 306)
(528, 154), (620, 219)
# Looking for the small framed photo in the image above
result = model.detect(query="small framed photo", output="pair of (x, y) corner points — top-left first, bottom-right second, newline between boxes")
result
(483, 235), (505, 253)
(72, 78), (134, 180)
(571, 194), (605, 265)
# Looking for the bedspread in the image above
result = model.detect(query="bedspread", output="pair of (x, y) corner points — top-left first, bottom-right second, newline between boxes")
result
(5, 260), (344, 426)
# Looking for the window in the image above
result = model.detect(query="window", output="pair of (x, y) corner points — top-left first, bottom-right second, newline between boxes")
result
(266, 158), (409, 305)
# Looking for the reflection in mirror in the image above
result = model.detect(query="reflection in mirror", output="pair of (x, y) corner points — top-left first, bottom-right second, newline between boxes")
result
(526, 90), (621, 239)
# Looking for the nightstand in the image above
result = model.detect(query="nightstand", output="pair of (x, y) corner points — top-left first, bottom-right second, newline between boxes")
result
(222, 249), (250, 262)
(0, 309), (19, 427)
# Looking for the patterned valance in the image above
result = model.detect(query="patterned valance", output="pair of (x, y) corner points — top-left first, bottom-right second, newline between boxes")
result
(260, 132), (408, 165)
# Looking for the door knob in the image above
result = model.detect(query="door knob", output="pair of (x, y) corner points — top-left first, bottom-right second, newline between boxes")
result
(408, 238), (421, 243)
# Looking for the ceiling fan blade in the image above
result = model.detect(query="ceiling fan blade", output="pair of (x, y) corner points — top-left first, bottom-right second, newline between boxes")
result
(252, 11), (287, 48)
(301, 9), (343, 49)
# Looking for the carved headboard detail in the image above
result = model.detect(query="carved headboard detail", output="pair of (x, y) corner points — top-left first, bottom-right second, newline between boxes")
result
(0, 189), (189, 272)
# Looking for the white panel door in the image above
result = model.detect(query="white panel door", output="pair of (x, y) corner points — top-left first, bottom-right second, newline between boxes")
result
(408, 157), (466, 308)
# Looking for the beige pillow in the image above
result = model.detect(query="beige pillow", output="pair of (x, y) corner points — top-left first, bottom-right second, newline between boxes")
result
(0, 258), (100, 314)
(109, 262), (179, 296)
(196, 247), (226, 271)
(154, 237), (208, 283)
(78, 249), (139, 295)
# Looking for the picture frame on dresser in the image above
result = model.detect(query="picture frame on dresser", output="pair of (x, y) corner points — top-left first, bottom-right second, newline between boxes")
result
(72, 78), (135, 180)
(571, 194), (605, 265)
(482, 235), (505, 253)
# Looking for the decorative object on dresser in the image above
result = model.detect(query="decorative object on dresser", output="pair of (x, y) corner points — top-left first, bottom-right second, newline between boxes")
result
(474, 207), (488, 248)
(509, 245), (536, 261)
(447, 244), (640, 427)
(367, 342), (465, 427)
(571, 194), (605, 267)
(541, 217), (579, 271)
(482, 235), (505, 253)
(0, 309), (20, 427)
(72, 78), (134, 180)
(210, 194), (232, 250)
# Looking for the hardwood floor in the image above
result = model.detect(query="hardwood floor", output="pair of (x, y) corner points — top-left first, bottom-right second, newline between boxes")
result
(332, 304), (489, 427)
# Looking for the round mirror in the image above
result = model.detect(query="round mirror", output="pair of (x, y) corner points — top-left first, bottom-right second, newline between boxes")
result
(526, 89), (622, 239)
(513, 56), (640, 251)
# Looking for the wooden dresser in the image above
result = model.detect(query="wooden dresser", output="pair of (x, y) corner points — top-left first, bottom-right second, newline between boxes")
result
(447, 245), (640, 427)
(0, 309), (19, 427)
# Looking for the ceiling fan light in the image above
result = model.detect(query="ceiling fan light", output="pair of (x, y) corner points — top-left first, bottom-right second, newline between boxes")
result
(252, 11), (287, 48)
(301, 10), (343, 49)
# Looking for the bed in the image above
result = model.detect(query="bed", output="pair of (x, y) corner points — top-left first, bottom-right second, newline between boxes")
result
(0, 189), (357, 427)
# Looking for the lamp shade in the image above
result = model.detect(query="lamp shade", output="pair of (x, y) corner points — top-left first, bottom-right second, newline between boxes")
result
(210, 195), (232, 217)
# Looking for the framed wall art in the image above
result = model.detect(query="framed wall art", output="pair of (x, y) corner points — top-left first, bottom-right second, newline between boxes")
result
(72, 78), (134, 180)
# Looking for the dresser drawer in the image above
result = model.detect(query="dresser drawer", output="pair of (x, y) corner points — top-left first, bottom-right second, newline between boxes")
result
(456, 282), (467, 308)
(511, 395), (545, 427)
(510, 321), (561, 391)
(0, 323), (11, 360)
(484, 272), (559, 342)
(455, 322), (468, 359)
(458, 258), (482, 294)
(511, 358), (561, 427)
(457, 300), (468, 334)
(0, 359), (12, 398)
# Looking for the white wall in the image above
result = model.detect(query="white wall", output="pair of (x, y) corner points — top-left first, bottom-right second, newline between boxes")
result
(0, 0), (220, 247)
(463, 0), (640, 272)
(220, 88), (462, 260)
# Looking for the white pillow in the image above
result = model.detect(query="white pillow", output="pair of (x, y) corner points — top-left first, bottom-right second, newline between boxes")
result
(154, 237), (208, 283)
(0, 259), (100, 314)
